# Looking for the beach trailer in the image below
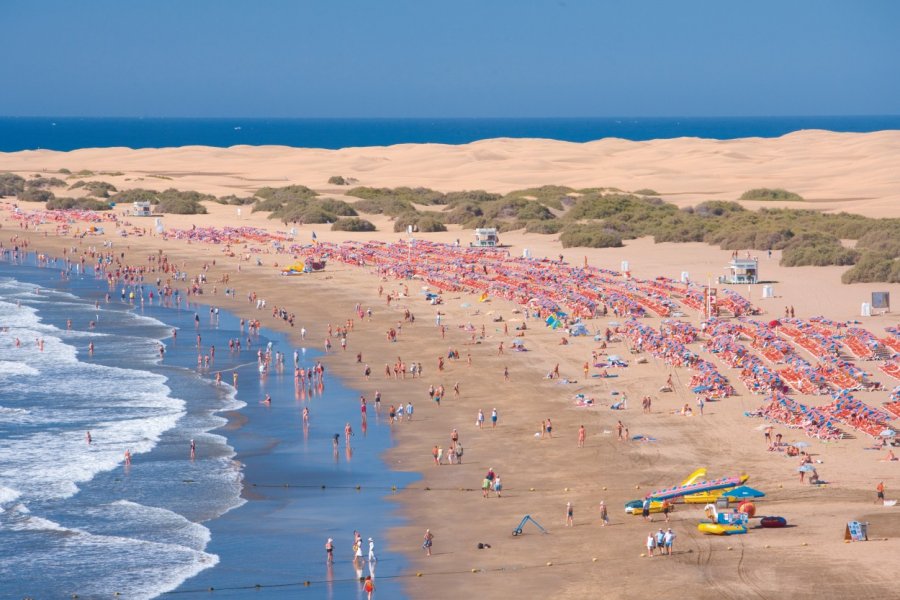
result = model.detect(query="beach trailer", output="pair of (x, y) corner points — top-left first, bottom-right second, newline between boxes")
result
(722, 257), (759, 284)
(132, 201), (153, 217)
(471, 228), (500, 247)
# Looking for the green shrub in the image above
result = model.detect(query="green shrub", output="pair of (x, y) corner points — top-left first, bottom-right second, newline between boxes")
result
(525, 219), (565, 234)
(481, 198), (555, 222)
(27, 176), (66, 189)
(444, 190), (502, 206)
(17, 188), (54, 202)
(352, 196), (416, 217)
(110, 188), (159, 204)
(216, 194), (256, 205)
(254, 185), (318, 200)
(740, 188), (804, 202)
(855, 227), (900, 258)
(346, 186), (446, 205)
(393, 213), (447, 233)
(46, 197), (112, 211)
(780, 233), (858, 267)
(319, 198), (357, 217)
(559, 224), (624, 248)
(443, 201), (483, 224)
(504, 185), (575, 210)
(841, 253), (899, 283)
(328, 175), (348, 185)
(277, 205), (334, 224)
(69, 180), (117, 197)
(57, 168), (71, 174)
(0, 173), (26, 196)
(332, 217), (376, 232)
(634, 188), (659, 196)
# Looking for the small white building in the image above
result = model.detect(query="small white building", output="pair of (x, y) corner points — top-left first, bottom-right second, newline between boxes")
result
(132, 201), (152, 217)
(723, 257), (759, 284)
(472, 228), (500, 247)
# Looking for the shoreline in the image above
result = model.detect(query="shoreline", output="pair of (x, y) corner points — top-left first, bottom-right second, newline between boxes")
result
(4, 223), (896, 597)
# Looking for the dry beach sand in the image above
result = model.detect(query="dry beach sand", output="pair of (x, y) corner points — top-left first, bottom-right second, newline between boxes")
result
(2, 132), (900, 599)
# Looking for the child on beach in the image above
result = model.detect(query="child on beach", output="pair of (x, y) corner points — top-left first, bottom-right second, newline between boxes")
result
(423, 529), (434, 556)
(364, 575), (374, 599)
(566, 502), (574, 526)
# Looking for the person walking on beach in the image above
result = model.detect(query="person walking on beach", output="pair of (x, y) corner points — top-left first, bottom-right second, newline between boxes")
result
(503, 366), (509, 381)
(491, 408), (498, 428)
(325, 538), (334, 564)
(368, 537), (377, 562)
(599, 500), (609, 526)
(423, 529), (434, 556)
(477, 409), (485, 429)
(876, 481), (885, 504)
(545, 418), (553, 438)
(578, 425), (586, 448)
(566, 502), (574, 527)
(364, 575), (375, 599)
(646, 532), (656, 557)
(432, 445), (440, 466)
(493, 475), (502, 497)
(664, 528), (676, 555)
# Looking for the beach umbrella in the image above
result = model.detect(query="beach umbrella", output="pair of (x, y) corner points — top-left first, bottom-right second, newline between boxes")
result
(692, 385), (711, 393)
(790, 441), (810, 448)
(797, 464), (816, 472)
(880, 429), (896, 437)
(769, 320), (780, 327)
(723, 486), (766, 499)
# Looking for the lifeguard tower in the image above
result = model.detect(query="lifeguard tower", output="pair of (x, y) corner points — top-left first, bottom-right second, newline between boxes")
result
(132, 201), (152, 217)
(471, 228), (500, 247)
(723, 257), (759, 284)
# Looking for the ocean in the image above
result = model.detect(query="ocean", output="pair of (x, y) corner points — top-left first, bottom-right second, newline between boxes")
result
(1, 116), (899, 152)
(0, 252), (414, 599)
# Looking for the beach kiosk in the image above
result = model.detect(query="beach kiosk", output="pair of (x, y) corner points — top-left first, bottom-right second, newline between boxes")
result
(471, 228), (500, 248)
(132, 201), (152, 217)
(723, 257), (759, 284)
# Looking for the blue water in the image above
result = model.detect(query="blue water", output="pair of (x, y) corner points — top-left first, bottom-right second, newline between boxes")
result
(0, 253), (414, 599)
(1, 116), (899, 151)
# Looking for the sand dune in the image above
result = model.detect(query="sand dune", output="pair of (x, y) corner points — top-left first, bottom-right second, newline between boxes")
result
(2, 130), (899, 217)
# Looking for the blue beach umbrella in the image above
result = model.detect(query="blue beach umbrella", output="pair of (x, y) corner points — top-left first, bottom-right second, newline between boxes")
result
(723, 485), (766, 499)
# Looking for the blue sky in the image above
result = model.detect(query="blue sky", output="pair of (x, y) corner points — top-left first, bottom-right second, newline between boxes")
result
(1, 1), (898, 117)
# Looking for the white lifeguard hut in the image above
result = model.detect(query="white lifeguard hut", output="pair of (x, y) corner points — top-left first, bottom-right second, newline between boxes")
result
(723, 257), (759, 284)
(471, 228), (500, 247)
(132, 201), (152, 217)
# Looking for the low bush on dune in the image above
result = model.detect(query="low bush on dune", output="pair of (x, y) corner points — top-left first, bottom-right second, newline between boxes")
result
(328, 175), (348, 185)
(559, 224), (623, 248)
(525, 219), (565, 234)
(740, 188), (804, 202)
(17, 188), (55, 202)
(503, 185), (575, 210)
(46, 197), (112, 211)
(393, 213), (447, 233)
(110, 188), (159, 204)
(332, 217), (376, 232)
(780, 233), (859, 267)
(351, 196), (416, 217)
(69, 180), (117, 198)
(216, 194), (256, 206)
(347, 186), (447, 206)
(633, 188), (659, 196)
(841, 253), (900, 283)
(27, 176), (66, 189)
(0, 173), (26, 196)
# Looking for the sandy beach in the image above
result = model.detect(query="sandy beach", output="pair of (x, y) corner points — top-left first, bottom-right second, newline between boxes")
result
(2, 134), (900, 599)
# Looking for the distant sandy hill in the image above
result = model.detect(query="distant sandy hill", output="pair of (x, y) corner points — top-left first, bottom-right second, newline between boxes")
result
(1, 130), (898, 217)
